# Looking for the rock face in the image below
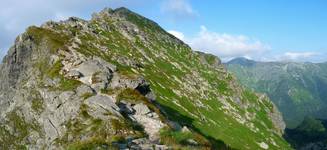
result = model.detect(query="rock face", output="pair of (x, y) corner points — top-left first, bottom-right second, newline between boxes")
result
(0, 7), (291, 149)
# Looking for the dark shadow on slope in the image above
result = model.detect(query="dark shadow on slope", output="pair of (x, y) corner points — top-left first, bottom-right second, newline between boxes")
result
(283, 117), (327, 149)
(156, 103), (237, 150)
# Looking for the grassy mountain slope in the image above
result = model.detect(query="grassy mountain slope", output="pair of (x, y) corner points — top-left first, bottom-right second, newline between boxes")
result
(226, 57), (327, 128)
(0, 8), (291, 149)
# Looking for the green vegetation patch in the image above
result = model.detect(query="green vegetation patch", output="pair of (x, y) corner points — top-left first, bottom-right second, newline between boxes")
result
(26, 26), (70, 53)
(0, 110), (41, 149)
(66, 137), (115, 150)
(57, 78), (82, 91)
(80, 92), (95, 100)
(159, 127), (211, 149)
(31, 99), (44, 113)
(116, 88), (148, 103)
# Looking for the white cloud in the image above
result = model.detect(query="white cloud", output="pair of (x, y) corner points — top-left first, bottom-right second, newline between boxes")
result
(168, 30), (185, 40)
(273, 52), (320, 62)
(283, 52), (318, 60)
(251, 51), (325, 63)
(170, 26), (270, 60)
(161, 0), (197, 19)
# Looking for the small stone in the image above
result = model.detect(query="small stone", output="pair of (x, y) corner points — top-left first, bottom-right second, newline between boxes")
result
(259, 142), (269, 149)
(186, 139), (198, 145)
(67, 70), (82, 79)
(145, 92), (156, 101)
(43, 77), (59, 87)
(139, 144), (154, 150)
(76, 84), (94, 97)
(155, 144), (169, 150)
(134, 138), (149, 144)
(181, 126), (190, 132)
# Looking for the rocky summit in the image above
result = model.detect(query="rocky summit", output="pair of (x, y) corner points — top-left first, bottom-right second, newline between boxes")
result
(0, 7), (291, 149)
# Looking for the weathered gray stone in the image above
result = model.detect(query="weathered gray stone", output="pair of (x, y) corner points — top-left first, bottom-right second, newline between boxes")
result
(268, 101), (286, 136)
(133, 114), (164, 140)
(76, 84), (94, 96)
(93, 57), (117, 72)
(146, 112), (159, 119)
(43, 77), (61, 87)
(73, 58), (115, 85)
(155, 145), (169, 150)
(133, 103), (151, 115)
(110, 74), (147, 89)
(84, 95), (121, 119)
(138, 144), (153, 150)
(145, 92), (156, 102)
(130, 138), (149, 145)
(66, 70), (82, 79)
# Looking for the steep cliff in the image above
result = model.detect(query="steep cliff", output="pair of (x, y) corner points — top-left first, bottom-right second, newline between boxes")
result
(0, 8), (291, 149)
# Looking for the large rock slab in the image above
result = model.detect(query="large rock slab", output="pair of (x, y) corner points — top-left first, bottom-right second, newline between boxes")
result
(84, 95), (121, 119)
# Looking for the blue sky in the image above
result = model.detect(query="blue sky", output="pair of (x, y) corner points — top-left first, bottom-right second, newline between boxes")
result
(0, 0), (326, 62)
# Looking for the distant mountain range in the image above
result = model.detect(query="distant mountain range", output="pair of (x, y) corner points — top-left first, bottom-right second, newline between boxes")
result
(226, 57), (327, 128)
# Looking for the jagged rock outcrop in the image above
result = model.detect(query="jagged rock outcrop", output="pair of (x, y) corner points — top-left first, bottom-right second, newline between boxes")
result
(0, 7), (291, 149)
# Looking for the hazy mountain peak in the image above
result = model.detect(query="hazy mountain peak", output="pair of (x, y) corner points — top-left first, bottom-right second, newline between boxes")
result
(227, 57), (257, 66)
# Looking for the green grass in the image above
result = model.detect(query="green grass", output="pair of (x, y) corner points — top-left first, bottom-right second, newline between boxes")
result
(116, 88), (148, 103)
(47, 60), (63, 78)
(80, 104), (91, 118)
(159, 127), (211, 149)
(26, 26), (70, 53)
(57, 78), (81, 91)
(160, 127), (193, 144)
(66, 138), (115, 150)
(101, 88), (118, 95)
(29, 90), (44, 113)
(31, 99), (44, 113)
(0, 111), (41, 149)
(45, 60), (82, 91)
(80, 92), (95, 100)
(28, 26), (82, 91)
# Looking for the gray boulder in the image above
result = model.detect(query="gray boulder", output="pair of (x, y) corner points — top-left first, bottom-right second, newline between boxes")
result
(133, 103), (151, 115)
(76, 84), (94, 97)
(110, 74), (148, 90)
(73, 58), (115, 85)
(84, 95), (122, 119)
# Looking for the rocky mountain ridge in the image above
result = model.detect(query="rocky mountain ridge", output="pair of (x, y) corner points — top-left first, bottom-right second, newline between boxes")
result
(0, 7), (290, 149)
